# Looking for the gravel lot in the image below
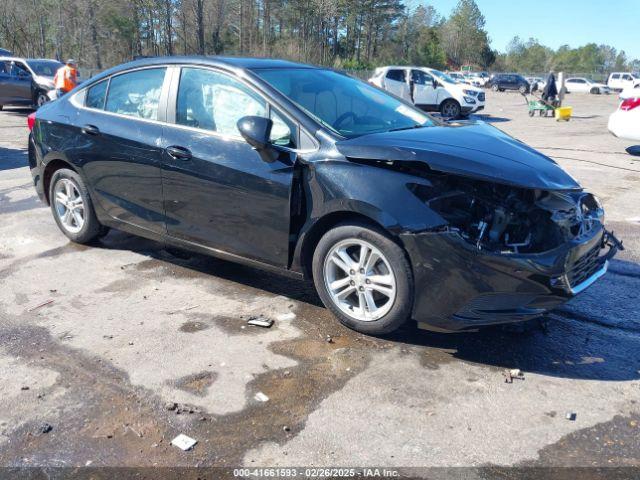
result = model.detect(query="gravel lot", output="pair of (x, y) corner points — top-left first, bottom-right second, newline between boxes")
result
(0, 90), (639, 475)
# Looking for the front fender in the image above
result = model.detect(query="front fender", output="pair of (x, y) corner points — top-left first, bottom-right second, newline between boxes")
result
(290, 159), (447, 274)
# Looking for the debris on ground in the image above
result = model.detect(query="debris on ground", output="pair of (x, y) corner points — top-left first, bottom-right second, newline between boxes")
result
(283, 425), (291, 432)
(171, 434), (197, 451)
(325, 335), (334, 344)
(27, 299), (54, 312)
(254, 391), (270, 402)
(38, 423), (53, 435)
(566, 412), (577, 421)
(165, 402), (178, 411)
(20, 386), (29, 391)
(503, 368), (525, 383)
(276, 312), (296, 321)
(247, 316), (274, 328)
(168, 305), (200, 315)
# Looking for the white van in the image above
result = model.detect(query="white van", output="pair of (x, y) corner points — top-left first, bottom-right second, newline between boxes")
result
(368, 66), (485, 118)
(607, 72), (640, 92)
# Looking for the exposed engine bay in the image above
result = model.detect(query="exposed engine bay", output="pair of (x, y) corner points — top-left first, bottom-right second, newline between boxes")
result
(413, 174), (605, 254)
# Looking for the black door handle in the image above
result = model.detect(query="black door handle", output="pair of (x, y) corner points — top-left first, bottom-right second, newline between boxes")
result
(165, 145), (192, 160)
(81, 124), (100, 135)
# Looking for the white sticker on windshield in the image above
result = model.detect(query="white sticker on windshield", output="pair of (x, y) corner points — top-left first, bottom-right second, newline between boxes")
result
(395, 105), (428, 124)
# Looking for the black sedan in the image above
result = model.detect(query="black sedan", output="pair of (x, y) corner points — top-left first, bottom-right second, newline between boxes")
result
(27, 56), (620, 335)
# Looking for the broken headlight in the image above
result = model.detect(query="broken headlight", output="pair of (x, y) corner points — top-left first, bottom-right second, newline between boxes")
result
(412, 177), (603, 254)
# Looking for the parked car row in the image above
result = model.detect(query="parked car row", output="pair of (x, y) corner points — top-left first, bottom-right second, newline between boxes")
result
(368, 66), (485, 118)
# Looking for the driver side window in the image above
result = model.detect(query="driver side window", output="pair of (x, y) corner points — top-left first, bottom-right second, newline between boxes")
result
(177, 67), (266, 137)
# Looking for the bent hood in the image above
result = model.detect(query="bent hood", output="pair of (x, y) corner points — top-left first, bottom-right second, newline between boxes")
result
(335, 121), (580, 190)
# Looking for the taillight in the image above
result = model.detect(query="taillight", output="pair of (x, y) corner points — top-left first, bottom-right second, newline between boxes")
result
(27, 112), (36, 131)
(620, 97), (640, 111)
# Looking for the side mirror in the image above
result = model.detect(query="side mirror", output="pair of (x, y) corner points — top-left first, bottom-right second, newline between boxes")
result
(237, 115), (273, 151)
(432, 79), (438, 89)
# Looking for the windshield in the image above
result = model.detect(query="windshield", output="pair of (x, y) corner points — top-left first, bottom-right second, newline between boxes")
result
(254, 68), (433, 138)
(430, 69), (458, 84)
(26, 60), (63, 77)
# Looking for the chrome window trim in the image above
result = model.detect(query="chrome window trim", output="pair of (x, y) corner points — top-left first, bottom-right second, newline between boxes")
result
(70, 62), (319, 152)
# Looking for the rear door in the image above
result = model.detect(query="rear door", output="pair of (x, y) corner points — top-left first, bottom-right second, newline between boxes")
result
(160, 66), (297, 266)
(382, 69), (410, 101)
(76, 67), (169, 235)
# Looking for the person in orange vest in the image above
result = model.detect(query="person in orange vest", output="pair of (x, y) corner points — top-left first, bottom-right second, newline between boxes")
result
(54, 59), (78, 98)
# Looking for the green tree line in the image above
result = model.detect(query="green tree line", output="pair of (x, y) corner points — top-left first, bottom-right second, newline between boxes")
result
(0, 0), (637, 74)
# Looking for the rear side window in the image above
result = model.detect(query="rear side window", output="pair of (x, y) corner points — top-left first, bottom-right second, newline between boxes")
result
(385, 69), (406, 82)
(85, 80), (108, 109)
(611, 74), (620, 79)
(105, 68), (166, 120)
(176, 67), (266, 137)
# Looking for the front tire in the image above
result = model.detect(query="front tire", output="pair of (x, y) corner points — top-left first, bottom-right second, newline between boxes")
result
(491, 84), (499, 92)
(590, 87), (599, 94)
(312, 222), (414, 335)
(49, 168), (102, 244)
(518, 85), (528, 94)
(440, 99), (461, 119)
(34, 90), (48, 109)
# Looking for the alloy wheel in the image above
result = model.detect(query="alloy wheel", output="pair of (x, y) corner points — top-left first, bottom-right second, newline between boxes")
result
(441, 101), (460, 118)
(323, 239), (396, 322)
(36, 93), (48, 108)
(53, 178), (85, 234)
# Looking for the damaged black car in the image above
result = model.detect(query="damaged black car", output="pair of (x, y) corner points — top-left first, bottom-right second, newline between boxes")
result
(27, 57), (621, 335)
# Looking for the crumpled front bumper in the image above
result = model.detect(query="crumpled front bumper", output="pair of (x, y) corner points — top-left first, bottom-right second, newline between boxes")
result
(400, 226), (621, 332)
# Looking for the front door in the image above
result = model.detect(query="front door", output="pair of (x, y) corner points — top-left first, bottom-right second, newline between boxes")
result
(160, 66), (296, 267)
(411, 70), (437, 109)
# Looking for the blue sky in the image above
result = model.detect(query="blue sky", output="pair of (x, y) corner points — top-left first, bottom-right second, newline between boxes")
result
(418, 0), (640, 60)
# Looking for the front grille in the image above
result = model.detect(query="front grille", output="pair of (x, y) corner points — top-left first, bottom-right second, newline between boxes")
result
(478, 92), (486, 102)
(566, 242), (602, 288)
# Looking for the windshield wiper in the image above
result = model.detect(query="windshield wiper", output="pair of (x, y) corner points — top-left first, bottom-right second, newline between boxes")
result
(388, 124), (426, 132)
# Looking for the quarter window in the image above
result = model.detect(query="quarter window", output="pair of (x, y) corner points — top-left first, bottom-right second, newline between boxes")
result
(85, 80), (108, 109)
(176, 67), (266, 137)
(105, 68), (166, 120)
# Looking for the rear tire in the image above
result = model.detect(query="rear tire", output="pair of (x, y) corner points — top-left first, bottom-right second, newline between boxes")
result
(49, 168), (102, 244)
(312, 222), (414, 335)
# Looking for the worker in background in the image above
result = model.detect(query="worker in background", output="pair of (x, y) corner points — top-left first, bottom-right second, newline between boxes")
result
(54, 59), (78, 98)
(542, 69), (558, 105)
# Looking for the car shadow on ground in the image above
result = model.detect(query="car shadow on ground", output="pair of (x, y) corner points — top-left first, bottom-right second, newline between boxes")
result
(91, 229), (640, 383)
(626, 146), (640, 156)
(0, 146), (28, 171)
(471, 114), (511, 123)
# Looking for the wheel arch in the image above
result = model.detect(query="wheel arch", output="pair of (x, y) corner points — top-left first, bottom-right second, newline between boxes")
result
(42, 159), (78, 205)
(298, 210), (397, 279)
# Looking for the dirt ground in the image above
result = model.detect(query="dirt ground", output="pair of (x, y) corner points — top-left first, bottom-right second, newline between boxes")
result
(0, 90), (639, 477)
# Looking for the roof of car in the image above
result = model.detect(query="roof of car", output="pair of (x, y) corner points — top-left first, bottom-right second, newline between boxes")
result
(108, 55), (314, 72)
(84, 55), (319, 85)
(0, 56), (62, 62)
